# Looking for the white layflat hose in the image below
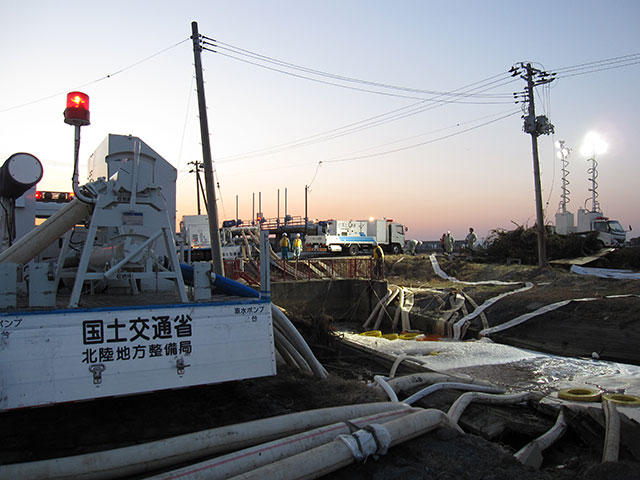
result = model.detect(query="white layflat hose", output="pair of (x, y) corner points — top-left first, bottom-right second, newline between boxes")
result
(388, 354), (433, 378)
(372, 375), (399, 402)
(0, 403), (409, 480)
(402, 382), (506, 406)
(373, 285), (400, 330)
(273, 331), (300, 369)
(225, 408), (463, 480)
(447, 392), (534, 426)
(271, 305), (328, 380)
(0, 198), (92, 265)
(385, 372), (497, 392)
(452, 282), (534, 340)
(146, 406), (415, 480)
(391, 287), (405, 331)
(602, 399), (620, 463)
(273, 327), (313, 374)
(362, 287), (396, 330)
(388, 354), (469, 380)
(514, 409), (568, 469)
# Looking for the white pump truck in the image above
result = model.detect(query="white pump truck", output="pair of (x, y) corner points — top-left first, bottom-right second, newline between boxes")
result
(305, 219), (406, 255)
(553, 139), (628, 247)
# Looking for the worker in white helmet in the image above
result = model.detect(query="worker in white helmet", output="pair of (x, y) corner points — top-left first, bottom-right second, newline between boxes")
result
(444, 231), (455, 255)
(465, 227), (478, 250)
(280, 233), (290, 261)
(292, 233), (302, 260)
(404, 239), (421, 255)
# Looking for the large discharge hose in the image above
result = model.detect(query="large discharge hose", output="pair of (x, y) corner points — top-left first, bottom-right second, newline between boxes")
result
(0, 198), (92, 265)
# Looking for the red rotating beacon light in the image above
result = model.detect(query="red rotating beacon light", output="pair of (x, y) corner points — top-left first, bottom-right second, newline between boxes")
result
(64, 91), (90, 126)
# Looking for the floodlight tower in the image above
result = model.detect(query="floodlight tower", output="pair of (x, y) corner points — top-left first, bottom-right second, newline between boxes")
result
(580, 131), (607, 213)
(556, 140), (571, 214)
(554, 140), (575, 235)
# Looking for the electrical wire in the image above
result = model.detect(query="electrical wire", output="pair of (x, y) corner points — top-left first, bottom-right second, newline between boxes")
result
(202, 36), (514, 100)
(219, 109), (521, 179)
(176, 75), (196, 174)
(206, 47), (515, 104)
(324, 107), (522, 161)
(214, 74), (518, 164)
(557, 59), (640, 79)
(0, 38), (191, 113)
(322, 110), (520, 164)
(552, 52), (640, 75)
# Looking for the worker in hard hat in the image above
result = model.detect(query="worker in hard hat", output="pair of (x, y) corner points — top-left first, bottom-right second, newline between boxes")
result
(465, 227), (478, 250)
(444, 231), (455, 255)
(292, 233), (302, 260)
(280, 233), (290, 261)
(404, 239), (421, 255)
(373, 242), (384, 279)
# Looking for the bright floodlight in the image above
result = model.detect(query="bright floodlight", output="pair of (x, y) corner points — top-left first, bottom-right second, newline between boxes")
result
(580, 131), (607, 157)
(369, 216), (375, 222)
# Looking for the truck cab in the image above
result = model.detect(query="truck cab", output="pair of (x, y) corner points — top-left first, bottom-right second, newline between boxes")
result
(592, 218), (626, 247)
(577, 209), (627, 247)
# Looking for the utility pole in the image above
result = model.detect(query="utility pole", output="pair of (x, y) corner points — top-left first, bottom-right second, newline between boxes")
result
(191, 21), (224, 275)
(304, 185), (308, 235)
(188, 160), (204, 215)
(512, 63), (555, 267)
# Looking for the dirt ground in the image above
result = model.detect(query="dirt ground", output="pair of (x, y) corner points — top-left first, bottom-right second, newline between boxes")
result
(2, 253), (640, 479)
(384, 253), (640, 363)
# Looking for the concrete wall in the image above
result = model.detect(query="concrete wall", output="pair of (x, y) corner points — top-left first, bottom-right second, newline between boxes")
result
(271, 279), (387, 322)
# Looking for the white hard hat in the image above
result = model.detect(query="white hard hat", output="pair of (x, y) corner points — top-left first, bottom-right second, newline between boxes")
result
(283, 232), (287, 236)
(296, 233), (300, 237)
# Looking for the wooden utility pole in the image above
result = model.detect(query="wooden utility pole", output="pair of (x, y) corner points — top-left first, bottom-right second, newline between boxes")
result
(515, 63), (555, 267)
(304, 185), (308, 235)
(191, 21), (224, 275)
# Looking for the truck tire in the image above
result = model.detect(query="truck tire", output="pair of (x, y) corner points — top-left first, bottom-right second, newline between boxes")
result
(344, 244), (358, 256)
(391, 244), (401, 255)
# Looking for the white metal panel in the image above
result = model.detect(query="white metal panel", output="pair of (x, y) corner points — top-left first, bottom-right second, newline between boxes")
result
(0, 300), (276, 410)
(366, 220), (386, 242)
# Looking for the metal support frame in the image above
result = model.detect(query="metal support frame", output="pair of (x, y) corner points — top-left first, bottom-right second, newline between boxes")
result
(259, 230), (271, 301)
(65, 185), (188, 307)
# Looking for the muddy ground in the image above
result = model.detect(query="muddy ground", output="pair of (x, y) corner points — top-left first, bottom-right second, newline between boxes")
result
(2, 253), (640, 479)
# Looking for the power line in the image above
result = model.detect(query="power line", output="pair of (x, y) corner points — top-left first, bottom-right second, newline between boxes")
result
(324, 107), (522, 161)
(206, 46), (515, 103)
(556, 59), (640, 79)
(552, 52), (640, 74)
(210, 110), (520, 178)
(1, 38), (190, 113)
(203, 36), (514, 100)
(323, 110), (520, 164)
(214, 73), (518, 164)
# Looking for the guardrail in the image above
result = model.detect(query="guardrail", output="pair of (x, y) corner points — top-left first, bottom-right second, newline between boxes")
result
(223, 256), (382, 285)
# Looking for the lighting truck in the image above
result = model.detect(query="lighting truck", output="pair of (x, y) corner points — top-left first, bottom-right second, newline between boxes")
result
(305, 219), (406, 255)
(555, 208), (628, 248)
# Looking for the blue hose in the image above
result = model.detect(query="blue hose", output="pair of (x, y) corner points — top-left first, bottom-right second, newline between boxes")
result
(180, 263), (259, 298)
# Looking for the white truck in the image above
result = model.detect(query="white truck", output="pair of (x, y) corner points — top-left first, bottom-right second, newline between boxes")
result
(576, 209), (627, 247)
(555, 208), (627, 247)
(305, 219), (406, 255)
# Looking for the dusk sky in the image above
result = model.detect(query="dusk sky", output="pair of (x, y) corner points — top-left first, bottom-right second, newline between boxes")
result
(1, 1), (638, 241)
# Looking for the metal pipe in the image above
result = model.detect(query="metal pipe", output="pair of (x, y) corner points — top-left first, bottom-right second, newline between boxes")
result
(71, 125), (95, 204)
(0, 198), (92, 265)
(103, 230), (162, 279)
